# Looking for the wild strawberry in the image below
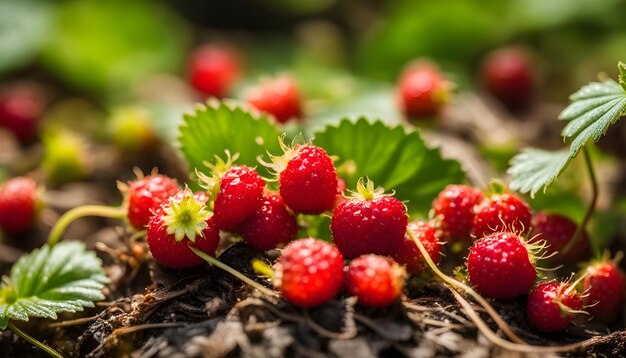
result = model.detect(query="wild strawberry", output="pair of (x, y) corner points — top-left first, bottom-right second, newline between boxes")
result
(467, 232), (538, 299)
(239, 191), (297, 250)
(198, 152), (265, 231)
(0, 177), (40, 234)
(582, 259), (625, 323)
(0, 82), (45, 143)
(482, 47), (535, 109)
(432, 184), (483, 243)
(247, 75), (302, 123)
(394, 221), (441, 275)
(147, 190), (219, 269)
(471, 191), (532, 239)
(122, 173), (179, 230)
(346, 255), (406, 307)
(530, 212), (590, 265)
(275, 238), (345, 307)
(331, 178), (408, 259)
(188, 45), (241, 98)
(527, 282), (583, 332)
(397, 61), (450, 119)
(263, 140), (337, 214)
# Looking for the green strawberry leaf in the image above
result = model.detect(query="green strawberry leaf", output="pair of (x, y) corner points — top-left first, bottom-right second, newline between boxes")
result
(559, 65), (626, 159)
(178, 103), (281, 178)
(507, 148), (570, 198)
(313, 118), (465, 214)
(0, 241), (108, 330)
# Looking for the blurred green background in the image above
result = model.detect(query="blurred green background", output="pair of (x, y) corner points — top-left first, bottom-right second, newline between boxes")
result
(2, 0), (625, 102)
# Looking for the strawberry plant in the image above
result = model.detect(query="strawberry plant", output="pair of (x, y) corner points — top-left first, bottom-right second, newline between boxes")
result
(0, 241), (107, 357)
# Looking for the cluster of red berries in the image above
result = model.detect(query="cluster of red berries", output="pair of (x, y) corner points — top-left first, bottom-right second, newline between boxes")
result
(3, 138), (622, 334)
(433, 183), (625, 331)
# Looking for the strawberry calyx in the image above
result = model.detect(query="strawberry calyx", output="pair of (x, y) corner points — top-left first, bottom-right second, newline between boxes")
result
(346, 177), (389, 201)
(259, 134), (306, 177)
(553, 282), (587, 318)
(162, 191), (211, 242)
(197, 150), (240, 200)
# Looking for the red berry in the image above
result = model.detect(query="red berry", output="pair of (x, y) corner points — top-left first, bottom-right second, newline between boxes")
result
(582, 260), (625, 323)
(275, 238), (345, 307)
(530, 212), (590, 265)
(147, 191), (219, 269)
(239, 192), (297, 250)
(482, 48), (535, 109)
(471, 192), (532, 239)
(125, 174), (179, 230)
(394, 221), (441, 275)
(247, 76), (302, 123)
(331, 179), (408, 259)
(432, 184), (483, 243)
(467, 232), (537, 299)
(0, 177), (40, 234)
(213, 165), (265, 231)
(188, 45), (241, 98)
(273, 144), (337, 214)
(346, 255), (406, 307)
(398, 61), (449, 119)
(527, 282), (583, 332)
(0, 83), (45, 143)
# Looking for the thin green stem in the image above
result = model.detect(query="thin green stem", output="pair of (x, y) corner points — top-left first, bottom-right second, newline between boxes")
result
(406, 228), (526, 344)
(560, 147), (598, 259)
(189, 246), (279, 297)
(8, 322), (64, 358)
(47, 205), (125, 247)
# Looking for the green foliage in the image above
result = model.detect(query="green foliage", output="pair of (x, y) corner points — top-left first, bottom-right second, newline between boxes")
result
(508, 149), (570, 197)
(41, 0), (189, 96)
(508, 62), (626, 197)
(313, 118), (465, 214)
(559, 76), (626, 159)
(0, 241), (108, 330)
(178, 103), (281, 178)
(0, 1), (51, 75)
(357, 0), (505, 80)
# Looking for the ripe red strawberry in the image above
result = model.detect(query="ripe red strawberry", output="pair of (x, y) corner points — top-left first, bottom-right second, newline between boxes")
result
(0, 83), (45, 143)
(482, 47), (535, 109)
(147, 190), (220, 269)
(247, 75), (302, 123)
(0, 177), (40, 234)
(467, 232), (538, 299)
(530, 212), (590, 265)
(394, 221), (441, 275)
(239, 191), (297, 250)
(471, 192), (532, 239)
(124, 174), (179, 230)
(582, 259), (625, 323)
(275, 238), (345, 307)
(264, 142), (337, 214)
(346, 255), (406, 307)
(432, 184), (483, 243)
(331, 179), (408, 259)
(214, 169), (265, 232)
(527, 282), (583, 332)
(188, 45), (241, 98)
(397, 61), (450, 119)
